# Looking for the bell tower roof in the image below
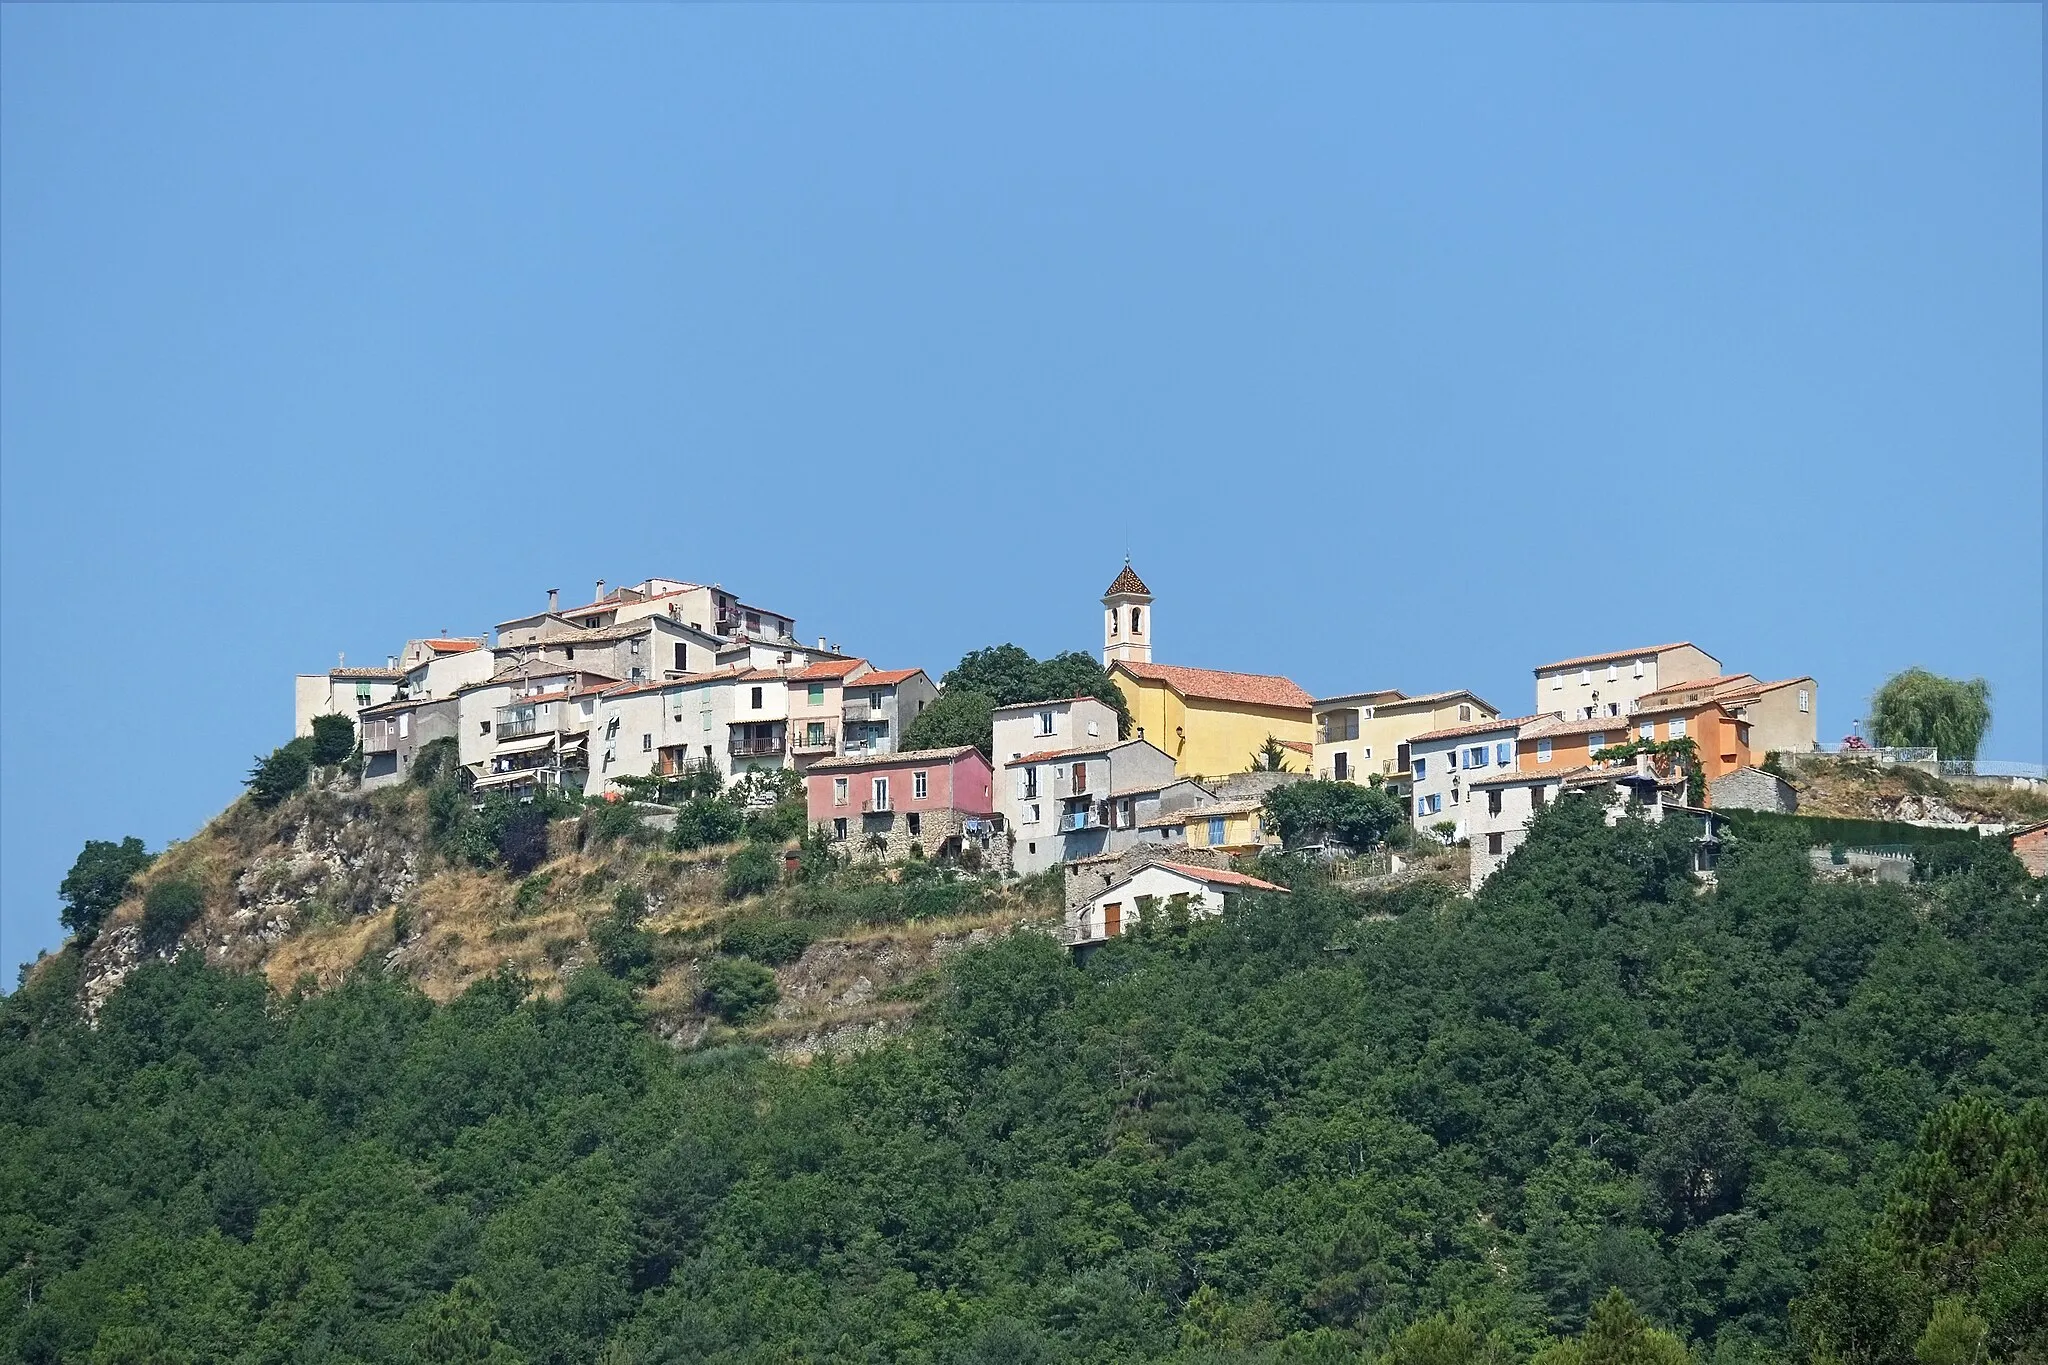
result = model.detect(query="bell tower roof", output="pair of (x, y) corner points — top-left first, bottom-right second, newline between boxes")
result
(1102, 563), (1151, 599)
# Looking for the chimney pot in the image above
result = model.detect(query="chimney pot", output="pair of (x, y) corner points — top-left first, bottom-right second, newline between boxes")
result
(595, 579), (606, 602)
(818, 637), (826, 651)
(547, 588), (559, 611)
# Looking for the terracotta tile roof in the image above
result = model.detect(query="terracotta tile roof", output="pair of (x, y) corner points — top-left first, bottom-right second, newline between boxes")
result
(1150, 862), (1289, 893)
(329, 668), (404, 681)
(1139, 797), (1267, 826)
(423, 639), (484, 653)
(1376, 688), (1497, 713)
(1521, 713), (1632, 739)
(558, 587), (695, 618)
(1469, 766), (1569, 787)
(1103, 563), (1151, 597)
(1005, 737), (1146, 766)
(1278, 740), (1313, 755)
(1535, 643), (1702, 672)
(792, 658), (869, 681)
(1408, 714), (1545, 744)
(805, 746), (982, 772)
(990, 695), (1110, 713)
(1112, 662), (1314, 711)
(851, 668), (926, 687)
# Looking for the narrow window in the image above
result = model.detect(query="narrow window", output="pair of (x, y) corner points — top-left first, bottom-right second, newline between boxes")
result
(872, 777), (888, 809)
(565, 646), (575, 661)
(1487, 790), (1502, 816)
(1640, 721), (1655, 740)
(833, 818), (847, 840)
(674, 644), (687, 671)
(1579, 669), (1591, 686)
(1413, 757), (1427, 780)
(1495, 742), (1511, 765)
(630, 638), (641, 655)
(1037, 709), (1055, 736)
(1458, 704), (1472, 722)
(1130, 607), (1142, 634)
(1588, 732), (1607, 752)
(1487, 832), (1504, 855)
(1532, 785), (1549, 810)
(1798, 689), (1810, 713)
(1208, 817), (1226, 845)
(1607, 664), (1618, 682)
(642, 734), (652, 752)
(834, 778), (848, 805)
(809, 683), (825, 705)
(907, 812), (922, 836)
(913, 771), (929, 800)
(480, 720), (491, 735)
(1537, 739), (1553, 764)
(1551, 673), (1563, 691)
(751, 686), (763, 709)
(1071, 762), (1087, 793)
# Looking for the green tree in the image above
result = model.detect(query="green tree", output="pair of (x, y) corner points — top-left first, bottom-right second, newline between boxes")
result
(58, 837), (154, 943)
(698, 955), (778, 1022)
(901, 688), (999, 758)
(1248, 735), (1294, 772)
(309, 713), (357, 766)
(1870, 668), (1993, 759)
(140, 878), (205, 944)
(1262, 778), (1405, 849)
(723, 842), (780, 900)
(246, 737), (314, 808)
(671, 796), (742, 851)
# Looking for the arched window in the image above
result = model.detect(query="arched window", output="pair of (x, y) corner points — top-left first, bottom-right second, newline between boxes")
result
(1130, 607), (1142, 634)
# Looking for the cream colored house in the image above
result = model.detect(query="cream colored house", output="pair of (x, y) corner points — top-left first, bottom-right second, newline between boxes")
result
(1636, 674), (1819, 758)
(294, 665), (403, 738)
(1312, 689), (1500, 799)
(1067, 861), (1286, 949)
(1532, 643), (1721, 720)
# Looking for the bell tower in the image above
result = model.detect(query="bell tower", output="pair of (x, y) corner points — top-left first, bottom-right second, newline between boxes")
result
(1101, 560), (1153, 665)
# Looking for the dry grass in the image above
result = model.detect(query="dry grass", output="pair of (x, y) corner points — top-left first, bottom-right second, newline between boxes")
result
(263, 908), (397, 995)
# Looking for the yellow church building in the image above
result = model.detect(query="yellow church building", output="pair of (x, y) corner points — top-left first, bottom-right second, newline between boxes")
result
(1099, 563), (1316, 778)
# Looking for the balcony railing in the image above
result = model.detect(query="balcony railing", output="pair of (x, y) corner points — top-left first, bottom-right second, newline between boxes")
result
(843, 705), (886, 726)
(362, 728), (400, 755)
(863, 797), (892, 813)
(495, 712), (544, 739)
(788, 726), (838, 753)
(728, 734), (785, 757)
(1059, 809), (1100, 833)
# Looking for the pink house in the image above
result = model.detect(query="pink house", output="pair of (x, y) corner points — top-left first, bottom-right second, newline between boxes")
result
(804, 745), (1005, 865)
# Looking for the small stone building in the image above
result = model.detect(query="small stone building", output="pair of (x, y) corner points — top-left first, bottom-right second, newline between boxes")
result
(2012, 823), (2048, 879)
(1708, 766), (1799, 814)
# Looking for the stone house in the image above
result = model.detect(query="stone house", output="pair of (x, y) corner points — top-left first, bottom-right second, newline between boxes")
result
(841, 668), (939, 758)
(1707, 766), (1799, 814)
(359, 696), (459, 790)
(2008, 823), (2048, 879)
(804, 746), (1006, 867)
(1531, 643), (1722, 720)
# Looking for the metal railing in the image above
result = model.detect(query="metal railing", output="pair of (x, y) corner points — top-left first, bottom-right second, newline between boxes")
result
(1939, 759), (2047, 780)
(1059, 809), (1099, 833)
(728, 734), (785, 757)
(863, 797), (892, 813)
(788, 726), (838, 753)
(843, 704), (886, 725)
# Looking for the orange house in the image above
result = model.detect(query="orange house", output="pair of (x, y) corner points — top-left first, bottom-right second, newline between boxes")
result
(1627, 700), (1753, 785)
(1516, 714), (1634, 772)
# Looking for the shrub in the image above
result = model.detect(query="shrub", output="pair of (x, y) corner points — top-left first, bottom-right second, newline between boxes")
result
(723, 843), (780, 900)
(590, 912), (655, 984)
(309, 714), (356, 766)
(410, 736), (461, 789)
(247, 738), (315, 809)
(583, 799), (649, 847)
(141, 879), (206, 943)
(742, 799), (807, 844)
(719, 917), (816, 965)
(698, 956), (778, 1023)
(512, 873), (553, 917)
(495, 805), (553, 874)
(671, 797), (743, 851)
(59, 836), (154, 943)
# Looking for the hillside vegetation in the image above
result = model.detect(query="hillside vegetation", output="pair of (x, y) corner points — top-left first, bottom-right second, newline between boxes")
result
(4, 800), (2044, 1363)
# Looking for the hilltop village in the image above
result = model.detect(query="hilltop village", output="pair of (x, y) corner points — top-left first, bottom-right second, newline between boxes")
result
(297, 565), (1822, 943)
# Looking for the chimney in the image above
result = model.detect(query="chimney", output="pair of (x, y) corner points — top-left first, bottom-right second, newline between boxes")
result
(547, 588), (559, 612)
(338, 651), (345, 667)
(388, 655), (399, 669)
(817, 637), (826, 651)
(594, 579), (606, 602)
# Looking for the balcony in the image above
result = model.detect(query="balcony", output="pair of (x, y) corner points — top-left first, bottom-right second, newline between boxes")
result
(1059, 809), (1101, 833)
(863, 797), (892, 814)
(728, 733), (786, 758)
(788, 726), (839, 753)
(843, 704), (887, 726)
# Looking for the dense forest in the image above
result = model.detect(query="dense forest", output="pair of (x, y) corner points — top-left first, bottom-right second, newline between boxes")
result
(3, 802), (2043, 1363)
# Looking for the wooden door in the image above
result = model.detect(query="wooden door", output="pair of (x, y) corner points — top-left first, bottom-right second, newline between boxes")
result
(1103, 902), (1122, 938)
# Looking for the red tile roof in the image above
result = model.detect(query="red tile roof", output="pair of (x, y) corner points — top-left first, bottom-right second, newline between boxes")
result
(1408, 714), (1545, 744)
(1151, 862), (1289, 893)
(423, 639), (484, 653)
(1103, 563), (1151, 597)
(792, 658), (869, 681)
(329, 668), (404, 681)
(852, 668), (926, 687)
(805, 746), (983, 772)
(1278, 739), (1313, 755)
(1112, 662), (1314, 711)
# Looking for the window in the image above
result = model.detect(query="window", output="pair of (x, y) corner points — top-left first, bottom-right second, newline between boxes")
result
(1412, 757), (1428, 780)
(1130, 607), (1142, 634)
(564, 647), (575, 661)
(1487, 790), (1503, 816)
(397, 713), (410, 739)
(1634, 659), (1646, 677)
(808, 683), (825, 705)
(1458, 704), (1473, 722)
(355, 684), (372, 704)
(630, 638), (642, 655)
(1334, 752), (1349, 781)
(1464, 746), (1488, 769)
(480, 720), (491, 735)
(869, 693), (884, 713)
(674, 644), (687, 671)
(1798, 688), (1810, 713)
(1639, 721), (1655, 740)
(833, 778), (848, 806)
(642, 734), (652, 752)
(1669, 717), (1687, 739)
(833, 818), (847, 840)
(1029, 803), (1040, 825)
(1588, 732), (1607, 752)
(1607, 664), (1618, 681)
(1495, 742), (1512, 765)
(872, 777), (888, 809)
(1487, 832), (1504, 855)
(1537, 738), (1553, 763)
(913, 771), (929, 800)
(806, 721), (825, 747)
(1036, 709), (1055, 736)
(1551, 673), (1563, 691)
(750, 686), (763, 709)
(907, 812), (922, 836)
(700, 708), (712, 732)
(1579, 669), (1591, 686)
(1108, 610), (1118, 637)
(1532, 785), (1548, 810)
(1071, 762), (1087, 793)
(1022, 767), (1039, 799)
(1208, 817), (1227, 845)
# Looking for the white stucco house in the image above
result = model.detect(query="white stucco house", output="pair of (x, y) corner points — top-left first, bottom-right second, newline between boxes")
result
(1066, 861), (1287, 949)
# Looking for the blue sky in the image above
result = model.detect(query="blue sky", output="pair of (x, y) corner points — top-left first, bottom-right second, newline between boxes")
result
(2, 6), (2039, 984)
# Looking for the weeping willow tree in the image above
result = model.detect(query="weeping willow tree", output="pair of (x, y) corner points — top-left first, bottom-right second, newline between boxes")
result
(1869, 668), (1992, 759)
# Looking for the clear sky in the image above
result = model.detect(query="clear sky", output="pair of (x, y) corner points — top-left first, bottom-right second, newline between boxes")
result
(2, 5), (2040, 984)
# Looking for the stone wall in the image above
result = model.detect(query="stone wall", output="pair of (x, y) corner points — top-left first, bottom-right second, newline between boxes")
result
(1708, 766), (1799, 814)
(836, 806), (1012, 874)
(1063, 841), (1232, 912)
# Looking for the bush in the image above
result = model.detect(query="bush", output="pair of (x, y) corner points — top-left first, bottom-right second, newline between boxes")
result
(743, 799), (807, 844)
(141, 879), (206, 943)
(723, 843), (780, 900)
(698, 956), (778, 1023)
(247, 738), (315, 809)
(719, 917), (816, 965)
(671, 797), (743, 851)
(582, 799), (649, 847)
(495, 805), (553, 874)
(59, 836), (154, 943)
(309, 714), (356, 766)
(410, 736), (461, 789)
(590, 890), (656, 984)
